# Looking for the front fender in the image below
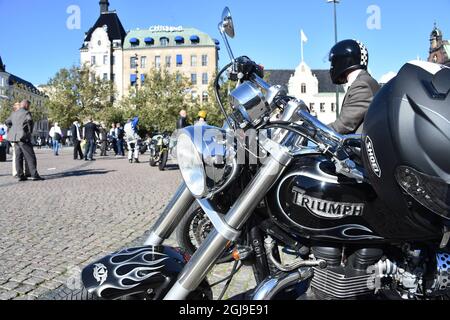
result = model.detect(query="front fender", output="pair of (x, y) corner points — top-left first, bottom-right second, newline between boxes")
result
(82, 246), (190, 300)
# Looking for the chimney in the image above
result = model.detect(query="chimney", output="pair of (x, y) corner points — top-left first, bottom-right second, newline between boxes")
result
(99, 0), (110, 14)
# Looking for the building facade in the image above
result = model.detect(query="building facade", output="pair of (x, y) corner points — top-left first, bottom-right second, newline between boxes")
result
(80, 1), (219, 102)
(0, 55), (49, 141)
(428, 23), (450, 66)
(267, 61), (344, 124)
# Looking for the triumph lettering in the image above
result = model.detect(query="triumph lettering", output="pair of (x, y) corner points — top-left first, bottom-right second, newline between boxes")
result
(292, 188), (364, 219)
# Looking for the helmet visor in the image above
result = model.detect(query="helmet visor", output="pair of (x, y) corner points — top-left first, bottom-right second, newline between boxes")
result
(396, 166), (450, 220)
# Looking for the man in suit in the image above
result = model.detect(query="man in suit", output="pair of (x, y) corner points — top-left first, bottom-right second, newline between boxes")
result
(71, 120), (84, 160)
(83, 118), (99, 161)
(328, 39), (381, 134)
(5, 100), (44, 181)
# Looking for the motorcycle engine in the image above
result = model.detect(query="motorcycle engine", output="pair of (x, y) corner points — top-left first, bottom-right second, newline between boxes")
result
(305, 245), (450, 300)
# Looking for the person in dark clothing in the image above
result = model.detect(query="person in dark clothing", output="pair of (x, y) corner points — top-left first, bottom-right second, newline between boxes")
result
(5, 100), (44, 181)
(176, 110), (189, 130)
(70, 120), (84, 160)
(83, 119), (99, 161)
(115, 123), (125, 156)
(328, 39), (381, 135)
(99, 122), (108, 156)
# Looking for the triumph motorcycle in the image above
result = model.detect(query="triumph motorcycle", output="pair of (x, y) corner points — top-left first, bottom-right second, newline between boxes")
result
(76, 8), (450, 300)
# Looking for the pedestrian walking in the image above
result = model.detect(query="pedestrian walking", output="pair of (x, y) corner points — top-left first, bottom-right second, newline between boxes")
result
(5, 100), (44, 181)
(49, 122), (63, 156)
(99, 122), (108, 157)
(83, 118), (99, 161)
(70, 120), (84, 160)
(109, 123), (118, 156)
(115, 123), (125, 157)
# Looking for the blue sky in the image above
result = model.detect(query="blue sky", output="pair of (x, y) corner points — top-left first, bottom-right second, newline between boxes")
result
(0, 0), (448, 86)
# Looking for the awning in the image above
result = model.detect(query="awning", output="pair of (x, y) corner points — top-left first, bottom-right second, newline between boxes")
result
(190, 35), (200, 43)
(130, 74), (137, 82)
(129, 38), (139, 44)
(144, 37), (154, 44)
(176, 55), (183, 65)
(214, 39), (220, 45)
(175, 36), (184, 43)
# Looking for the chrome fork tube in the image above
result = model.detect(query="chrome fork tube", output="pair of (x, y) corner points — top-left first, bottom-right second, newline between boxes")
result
(164, 154), (291, 300)
(144, 183), (195, 246)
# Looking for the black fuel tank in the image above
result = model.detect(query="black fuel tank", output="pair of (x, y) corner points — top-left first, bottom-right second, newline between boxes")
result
(267, 156), (441, 243)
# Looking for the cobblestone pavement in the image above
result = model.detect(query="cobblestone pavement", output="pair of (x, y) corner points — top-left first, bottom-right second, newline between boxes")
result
(0, 147), (254, 300)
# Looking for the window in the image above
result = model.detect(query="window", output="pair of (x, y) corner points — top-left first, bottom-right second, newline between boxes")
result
(112, 56), (116, 65)
(0, 77), (4, 87)
(130, 74), (137, 86)
(176, 55), (183, 67)
(201, 54), (208, 67)
(160, 37), (169, 46)
(103, 73), (108, 81)
(141, 74), (145, 85)
(155, 56), (161, 69)
(165, 56), (171, 68)
(91, 56), (96, 65)
(91, 73), (96, 82)
(191, 91), (198, 101)
(176, 74), (182, 83)
(331, 103), (336, 113)
(202, 91), (209, 103)
(130, 56), (138, 69)
(320, 103), (326, 113)
(202, 73), (208, 85)
(141, 56), (147, 69)
(191, 73), (197, 85)
(103, 55), (108, 65)
(191, 55), (197, 67)
(301, 83), (306, 94)
(111, 74), (115, 81)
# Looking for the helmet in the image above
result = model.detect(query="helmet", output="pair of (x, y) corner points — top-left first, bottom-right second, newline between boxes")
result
(362, 61), (450, 227)
(329, 39), (369, 84)
(198, 110), (207, 119)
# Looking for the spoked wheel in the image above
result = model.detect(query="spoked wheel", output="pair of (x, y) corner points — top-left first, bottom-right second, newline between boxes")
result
(176, 203), (234, 264)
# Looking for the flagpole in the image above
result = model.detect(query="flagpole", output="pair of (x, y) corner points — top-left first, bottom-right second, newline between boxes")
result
(301, 34), (304, 62)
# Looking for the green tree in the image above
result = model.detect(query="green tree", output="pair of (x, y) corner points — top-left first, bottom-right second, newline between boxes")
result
(120, 68), (191, 132)
(46, 64), (116, 128)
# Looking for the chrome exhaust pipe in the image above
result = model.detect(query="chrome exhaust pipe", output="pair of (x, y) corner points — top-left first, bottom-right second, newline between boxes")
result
(252, 268), (314, 300)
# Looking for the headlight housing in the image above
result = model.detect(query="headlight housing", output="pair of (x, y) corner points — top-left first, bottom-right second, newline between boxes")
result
(177, 126), (238, 198)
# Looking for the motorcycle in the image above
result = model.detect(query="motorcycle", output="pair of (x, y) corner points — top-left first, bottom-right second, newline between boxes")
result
(149, 132), (171, 171)
(77, 8), (450, 301)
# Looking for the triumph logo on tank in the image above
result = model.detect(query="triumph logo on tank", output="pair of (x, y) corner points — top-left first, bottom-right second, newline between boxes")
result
(365, 136), (381, 178)
(292, 187), (364, 219)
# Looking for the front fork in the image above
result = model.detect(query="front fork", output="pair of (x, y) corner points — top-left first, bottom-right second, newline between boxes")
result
(165, 149), (291, 300)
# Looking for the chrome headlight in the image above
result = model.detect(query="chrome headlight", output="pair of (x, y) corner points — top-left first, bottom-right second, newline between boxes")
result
(177, 126), (238, 198)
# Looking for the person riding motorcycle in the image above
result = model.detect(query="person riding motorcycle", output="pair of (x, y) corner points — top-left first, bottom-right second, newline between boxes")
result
(328, 39), (381, 134)
(124, 117), (141, 164)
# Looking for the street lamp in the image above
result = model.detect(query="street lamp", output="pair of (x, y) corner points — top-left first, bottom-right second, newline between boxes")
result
(327, 0), (340, 118)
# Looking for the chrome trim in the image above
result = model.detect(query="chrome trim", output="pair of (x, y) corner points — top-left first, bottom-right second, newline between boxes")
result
(144, 183), (194, 246)
(252, 268), (314, 300)
(196, 199), (240, 242)
(259, 136), (292, 167)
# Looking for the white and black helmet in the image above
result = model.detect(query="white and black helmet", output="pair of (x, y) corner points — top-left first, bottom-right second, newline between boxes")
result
(329, 39), (369, 85)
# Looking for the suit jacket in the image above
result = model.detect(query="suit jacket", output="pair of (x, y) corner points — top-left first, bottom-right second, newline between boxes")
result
(5, 109), (34, 143)
(176, 117), (189, 130)
(83, 122), (99, 141)
(71, 124), (82, 141)
(329, 70), (381, 134)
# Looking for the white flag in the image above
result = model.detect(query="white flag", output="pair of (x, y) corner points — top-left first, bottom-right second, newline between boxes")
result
(301, 30), (308, 43)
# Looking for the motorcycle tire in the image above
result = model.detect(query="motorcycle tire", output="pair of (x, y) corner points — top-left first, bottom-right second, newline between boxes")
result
(176, 203), (234, 264)
(159, 150), (168, 171)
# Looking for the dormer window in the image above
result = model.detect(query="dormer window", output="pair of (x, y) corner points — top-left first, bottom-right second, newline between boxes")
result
(175, 36), (185, 45)
(129, 38), (139, 47)
(160, 37), (169, 46)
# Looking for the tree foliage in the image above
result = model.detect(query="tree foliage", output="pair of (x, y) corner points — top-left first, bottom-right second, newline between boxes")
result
(46, 64), (115, 128)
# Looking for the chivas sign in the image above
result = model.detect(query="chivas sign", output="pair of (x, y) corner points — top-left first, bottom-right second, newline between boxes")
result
(292, 187), (364, 219)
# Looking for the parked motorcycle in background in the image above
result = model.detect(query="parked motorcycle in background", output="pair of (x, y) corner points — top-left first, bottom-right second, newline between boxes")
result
(149, 132), (171, 171)
(76, 8), (450, 301)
